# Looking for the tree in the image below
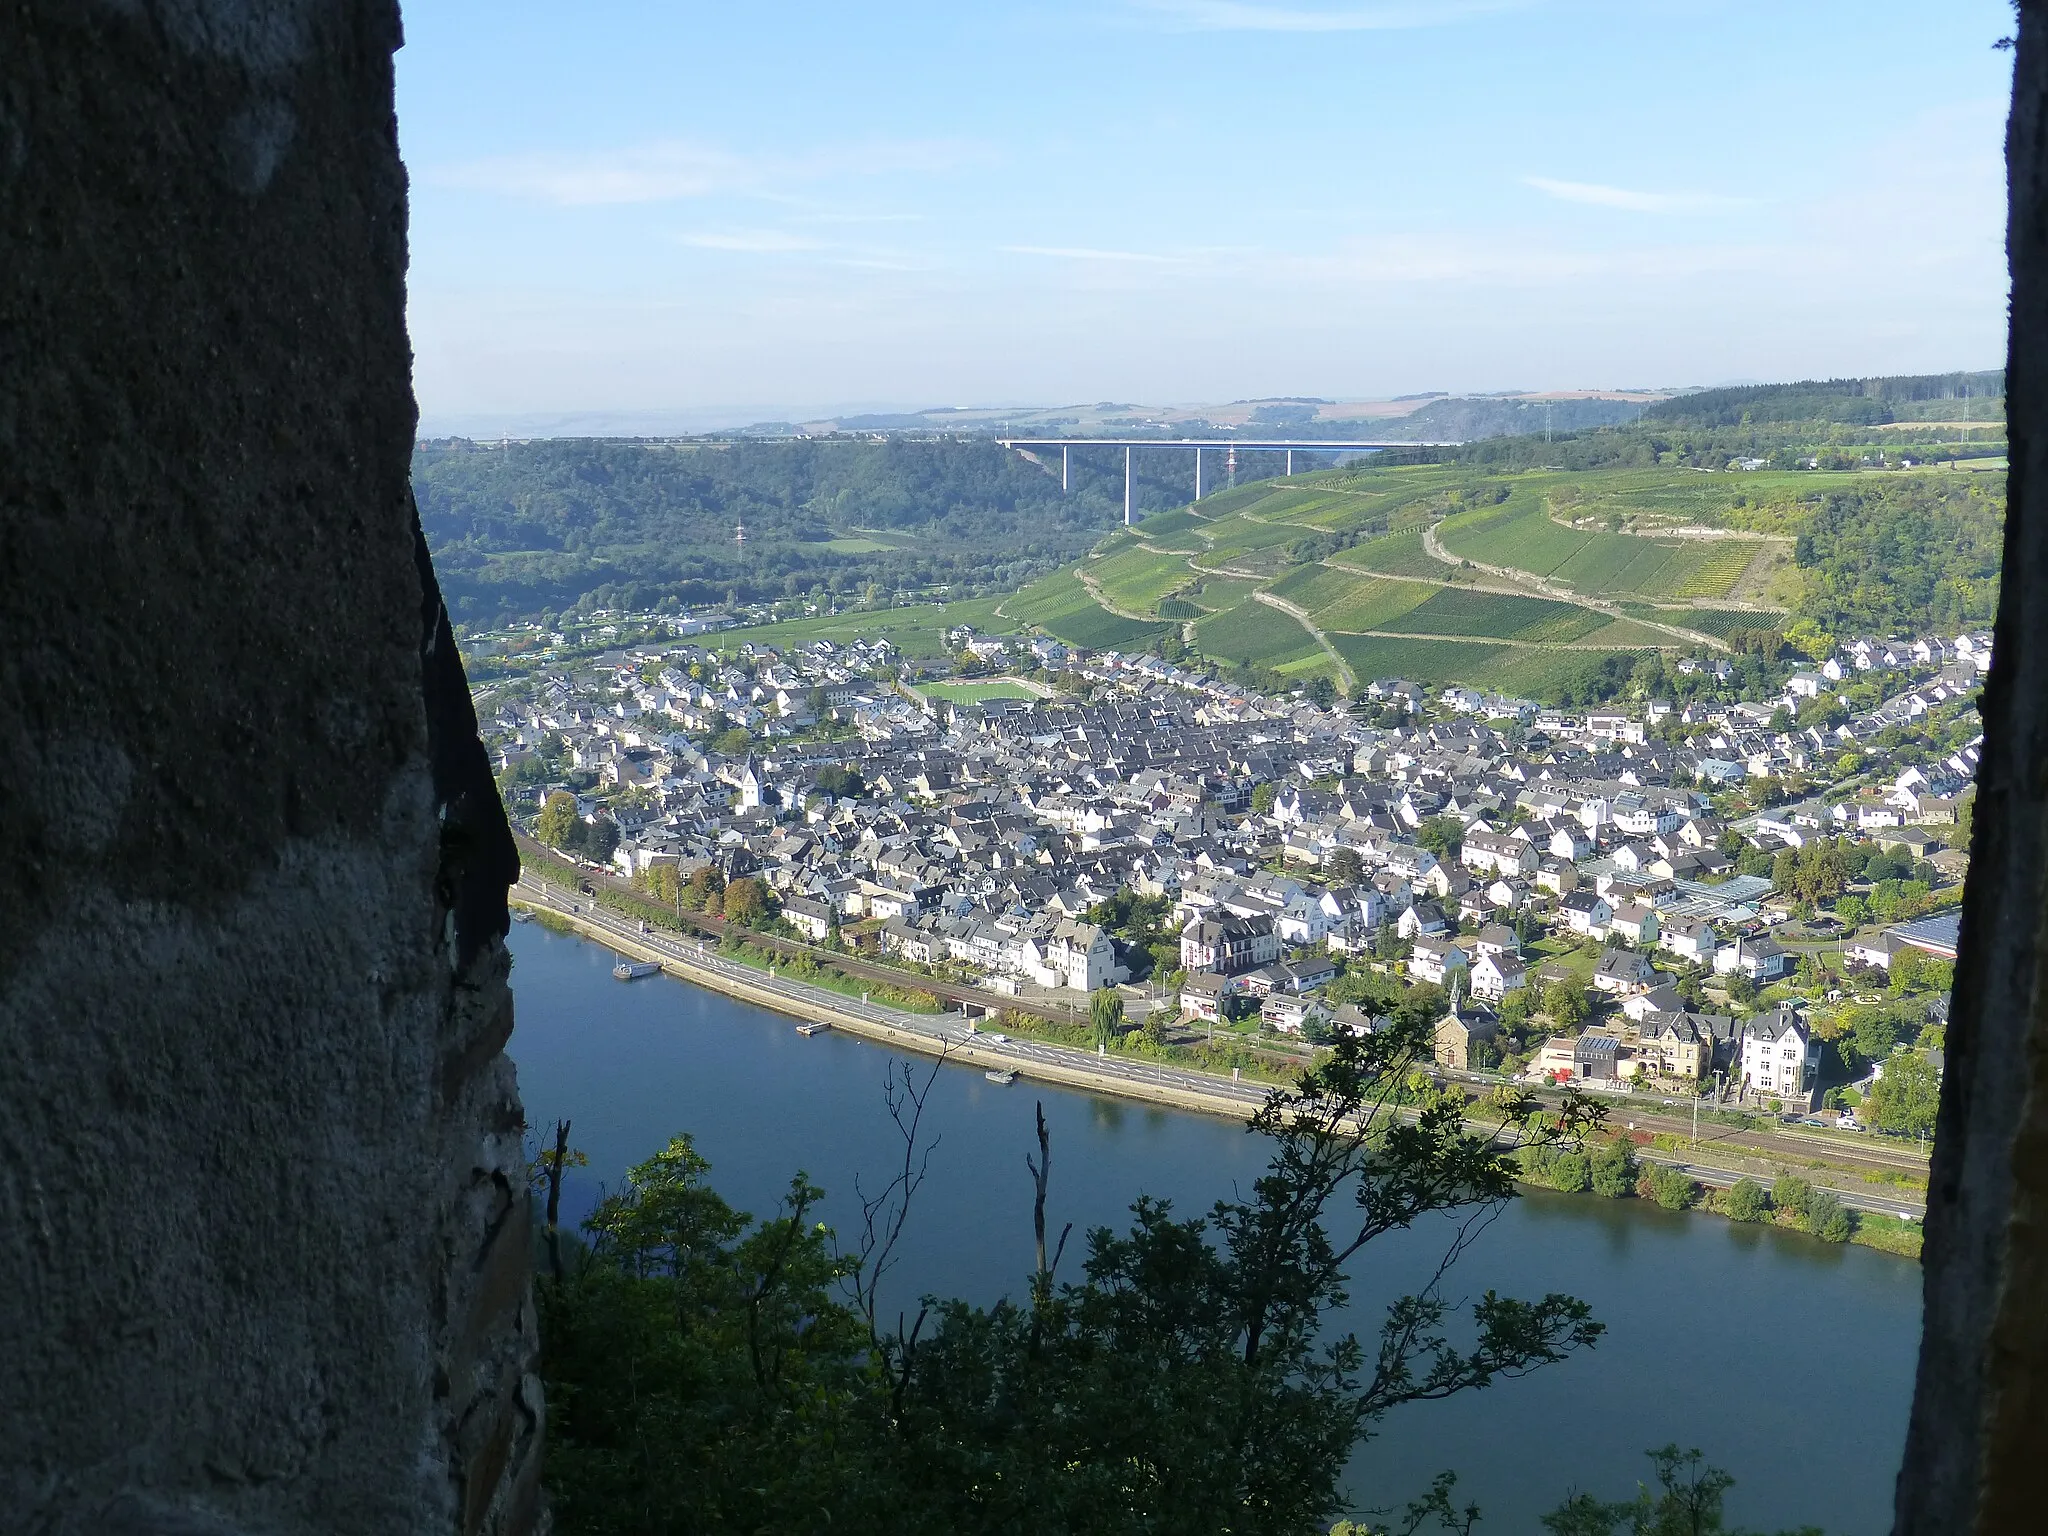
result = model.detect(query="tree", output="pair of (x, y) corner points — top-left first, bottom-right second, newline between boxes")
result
(538, 1015), (1608, 1535)
(1539, 1444), (1827, 1536)
(1866, 1050), (1942, 1138)
(721, 876), (778, 926)
(1325, 846), (1365, 887)
(712, 726), (756, 757)
(1849, 1010), (1902, 1066)
(1090, 988), (1125, 1051)
(814, 763), (865, 801)
(1250, 781), (1280, 817)
(1544, 981), (1589, 1030)
(1305, 674), (1338, 709)
(682, 863), (726, 912)
(1416, 815), (1465, 863)
(535, 790), (580, 850)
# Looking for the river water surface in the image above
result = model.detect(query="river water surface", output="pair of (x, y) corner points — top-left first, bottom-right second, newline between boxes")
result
(508, 924), (1920, 1533)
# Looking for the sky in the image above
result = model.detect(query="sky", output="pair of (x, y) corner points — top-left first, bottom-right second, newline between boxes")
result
(397, 1), (2015, 434)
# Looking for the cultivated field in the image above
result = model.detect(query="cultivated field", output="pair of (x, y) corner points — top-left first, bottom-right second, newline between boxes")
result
(1001, 569), (1172, 650)
(1192, 599), (1323, 670)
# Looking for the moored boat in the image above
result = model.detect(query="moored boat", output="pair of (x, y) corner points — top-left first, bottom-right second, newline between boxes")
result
(796, 1021), (830, 1036)
(984, 1068), (1017, 1085)
(612, 959), (661, 981)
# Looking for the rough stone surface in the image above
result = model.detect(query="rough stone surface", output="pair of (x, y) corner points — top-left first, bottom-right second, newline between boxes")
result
(1894, 5), (2048, 1529)
(0, 5), (537, 1533)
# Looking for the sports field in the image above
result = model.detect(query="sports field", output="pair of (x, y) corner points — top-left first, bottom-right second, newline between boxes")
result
(921, 679), (1040, 703)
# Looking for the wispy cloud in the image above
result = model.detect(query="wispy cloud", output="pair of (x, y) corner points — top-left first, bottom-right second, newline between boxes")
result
(1134, 0), (1526, 32)
(440, 138), (974, 206)
(1003, 244), (1187, 263)
(1523, 176), (1753, 214)
(677, 230), (826, 253)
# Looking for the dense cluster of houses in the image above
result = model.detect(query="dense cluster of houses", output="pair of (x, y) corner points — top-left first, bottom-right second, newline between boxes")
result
(476, 616), (1982, 1113)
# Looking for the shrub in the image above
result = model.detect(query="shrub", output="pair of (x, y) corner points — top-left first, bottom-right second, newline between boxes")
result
(1639, 1164), (1700, 1211)
(1723, 1178), (1771, 1223)
(1772, 1173), (1813, 1213)
(1802, 1189), (1853, 1243)
(1550, 1152), (1592, 1193)
(1590, 1138), (1640, 1199)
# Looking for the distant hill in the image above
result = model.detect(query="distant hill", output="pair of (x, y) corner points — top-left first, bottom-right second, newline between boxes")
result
(413, 436), (1170, 623)
(1644, 371), (2003, 430)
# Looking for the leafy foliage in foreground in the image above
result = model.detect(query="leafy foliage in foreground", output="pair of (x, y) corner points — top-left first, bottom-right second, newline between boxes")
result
(537, 1017), (1609, 1535)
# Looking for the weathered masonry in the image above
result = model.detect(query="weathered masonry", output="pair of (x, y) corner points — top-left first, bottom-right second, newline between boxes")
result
(0, 5), (537, 1533)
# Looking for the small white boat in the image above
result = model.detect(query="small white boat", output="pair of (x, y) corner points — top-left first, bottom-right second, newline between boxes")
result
(796, 1021), (830, 1037)
(612, 959), (660, 981)
(984, 1069), (1018, 1086)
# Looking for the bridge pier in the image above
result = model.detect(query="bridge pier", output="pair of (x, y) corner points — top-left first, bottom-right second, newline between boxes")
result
(1194, 447), (1203, 501)
(1062, 444), (1069, 492)
(1124, 445), (1133, 525)
(1286, 448), (1294, 476)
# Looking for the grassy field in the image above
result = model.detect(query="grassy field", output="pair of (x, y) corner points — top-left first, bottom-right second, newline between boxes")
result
(921, 678), (1040, 703)
(711, 596), (1015, 658)
(1192, 599), (1322, 669)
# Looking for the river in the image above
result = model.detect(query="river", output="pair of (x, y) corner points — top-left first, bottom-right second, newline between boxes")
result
(507, 924), (1921, 1533)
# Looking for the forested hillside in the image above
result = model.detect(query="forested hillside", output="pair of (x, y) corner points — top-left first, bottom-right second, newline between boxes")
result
(414, 438), (1178, 622)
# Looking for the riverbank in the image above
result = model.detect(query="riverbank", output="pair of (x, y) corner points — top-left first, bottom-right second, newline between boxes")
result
(504, 919), (1921, 1536)
(511, 890), (1923, 1257)
(513, 886), (1272, 1122)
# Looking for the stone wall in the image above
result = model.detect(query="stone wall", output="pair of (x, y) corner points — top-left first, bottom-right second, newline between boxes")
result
(1893, 4), (2048, 1528)
(0, 5), (538, 1533)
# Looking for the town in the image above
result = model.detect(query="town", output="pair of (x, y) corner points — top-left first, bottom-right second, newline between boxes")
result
(475, 603), (1975, 1141)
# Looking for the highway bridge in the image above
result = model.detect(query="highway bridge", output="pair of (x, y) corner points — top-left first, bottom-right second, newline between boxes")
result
(996, 435), (1465, 522)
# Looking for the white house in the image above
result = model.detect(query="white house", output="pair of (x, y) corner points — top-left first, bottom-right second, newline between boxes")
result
(1715, 933), (1792, 983)
(1469, 950), (1528, 1002)
(1024, 920), (1122, 991)
(1739, 1010), (1818, 1105)
(1658, 917), (1718, 966)
(1609, 901), (1659, 946)
(1560, 891), (1613, 938)
(1461, 827), (1538, 879)
(1408, 937), (1470, 985)
(1592, 947), (1660, 995)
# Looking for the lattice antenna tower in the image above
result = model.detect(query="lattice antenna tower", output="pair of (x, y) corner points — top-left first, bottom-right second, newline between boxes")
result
(734, 520), (748, 552)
